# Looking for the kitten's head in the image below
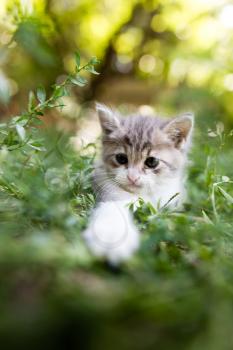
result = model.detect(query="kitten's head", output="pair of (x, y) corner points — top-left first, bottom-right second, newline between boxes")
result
(96, 103), (194, 194)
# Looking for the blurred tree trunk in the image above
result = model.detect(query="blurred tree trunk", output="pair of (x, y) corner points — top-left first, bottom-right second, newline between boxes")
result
(83, 3), (171, 102)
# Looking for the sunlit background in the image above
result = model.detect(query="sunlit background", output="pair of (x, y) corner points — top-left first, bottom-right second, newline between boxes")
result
(1, 0), (233, 132)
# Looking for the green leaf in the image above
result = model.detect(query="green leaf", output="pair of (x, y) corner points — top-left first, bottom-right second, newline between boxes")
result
(221, 176), (230, 182)
(0, 129), (8, 136)
(89, 57), (100, 65)
(28, 91), (36, 111)
(218, 186), (233, 204)
(202, 210), (213, 225)
(147, 201), (157, 215)
(36, 86), (46, 104)
(216, 122), (224, 135)
(28, 141), (46, 151)
(52, 85), (68, 99)
(84, 65), (100, 75)
(75, 51), (81, 68)
(11, 115), (29, 126)
(32, 118), (43, 125)
(0, 123), (7, 128)
(70, 76), (87, 87)
(35, 111), (44, 116)
(16, 124), (26, 140)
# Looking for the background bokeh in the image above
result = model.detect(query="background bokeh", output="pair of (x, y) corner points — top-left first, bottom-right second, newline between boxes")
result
(1, 0), (233, 126)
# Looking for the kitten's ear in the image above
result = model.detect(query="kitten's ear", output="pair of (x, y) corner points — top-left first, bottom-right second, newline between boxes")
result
(163, 113), (194, 150)
(96, 103), (120, 134)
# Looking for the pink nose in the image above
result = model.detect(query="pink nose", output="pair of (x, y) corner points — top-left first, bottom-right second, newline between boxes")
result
(127, 174), (140, 185)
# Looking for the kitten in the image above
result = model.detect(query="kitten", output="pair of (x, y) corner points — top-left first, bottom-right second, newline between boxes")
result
(84, 103), (194, 264)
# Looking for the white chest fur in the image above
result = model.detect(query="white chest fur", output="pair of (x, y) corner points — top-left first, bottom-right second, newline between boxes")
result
(96, 174), (184, 209)
(83, 173), (184, 264)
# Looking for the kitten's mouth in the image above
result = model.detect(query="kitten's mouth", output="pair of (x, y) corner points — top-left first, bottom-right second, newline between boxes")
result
(128, 182), (141, 188)
(121, 182), (142, 192)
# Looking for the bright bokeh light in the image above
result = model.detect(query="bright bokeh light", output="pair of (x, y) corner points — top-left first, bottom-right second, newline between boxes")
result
(0, 71), (10, 104)
(139, 55), (156, 73)
(114, 28), (143, 55)
(138, 105), (155, 115)
(150, 14), (167, 33)
(89, 16), (110, 40)
(0, 1), (6, 15)
(115, 55), (133, 73)
(175, 24), (191, 40)
(187, 63), (213, 87)
(219, 5), (233, 28)
(191, 18), (222, 50)
(169, 59), (190, 85)
(20, 0), (33, 14)
(223, 74), (233, 91)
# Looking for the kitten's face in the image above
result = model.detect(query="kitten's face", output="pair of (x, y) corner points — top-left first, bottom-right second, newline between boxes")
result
(97, 104), (193, 194)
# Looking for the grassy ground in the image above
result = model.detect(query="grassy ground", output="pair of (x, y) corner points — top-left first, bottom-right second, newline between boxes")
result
(0, 120), (233, 350)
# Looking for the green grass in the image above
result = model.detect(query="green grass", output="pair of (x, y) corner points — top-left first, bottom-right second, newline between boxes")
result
(0, 120), (233, 349)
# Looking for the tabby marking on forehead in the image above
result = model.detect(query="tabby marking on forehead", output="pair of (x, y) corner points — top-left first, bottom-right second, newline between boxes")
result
(118, 115), (170, 154)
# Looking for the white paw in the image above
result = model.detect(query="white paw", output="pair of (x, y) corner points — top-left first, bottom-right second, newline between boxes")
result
(83, 201), (140, 264)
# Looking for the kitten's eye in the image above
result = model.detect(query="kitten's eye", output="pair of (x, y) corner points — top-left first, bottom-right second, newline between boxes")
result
(145, 157), (159, 168)
(116, 153), (128, 165)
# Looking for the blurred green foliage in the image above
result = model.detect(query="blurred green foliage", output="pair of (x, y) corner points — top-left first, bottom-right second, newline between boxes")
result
(0, 107), (233, 349)
(0, 1), (233, 349)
